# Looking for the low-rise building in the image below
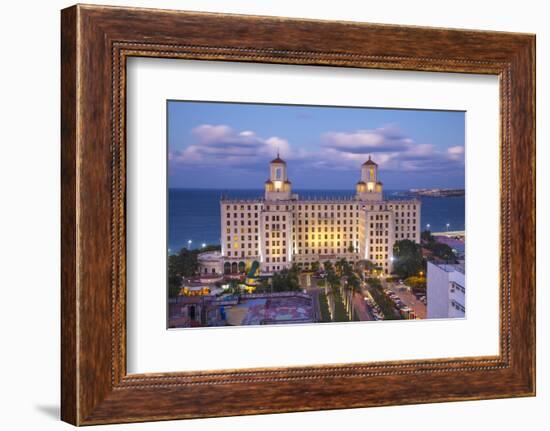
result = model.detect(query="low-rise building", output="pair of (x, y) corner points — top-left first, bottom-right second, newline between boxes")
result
(197, 250), (223, 275)
(427, 261), (465, 318)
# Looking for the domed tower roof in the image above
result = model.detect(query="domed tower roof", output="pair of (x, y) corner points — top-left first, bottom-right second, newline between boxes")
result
(270, 151), (286, 164)
(362, 155), (377, 166)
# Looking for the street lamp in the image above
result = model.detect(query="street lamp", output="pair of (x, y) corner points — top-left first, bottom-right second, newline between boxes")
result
(188, 239), (192, 249)
(426, 223), (430, 230)
(201, 243), (206, 248)
(446, 223), (450, 232)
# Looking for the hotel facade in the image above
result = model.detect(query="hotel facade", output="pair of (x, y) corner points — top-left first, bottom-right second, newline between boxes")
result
(220, 156), (421, 275)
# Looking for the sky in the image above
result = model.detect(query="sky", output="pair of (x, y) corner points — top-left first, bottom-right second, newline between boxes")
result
(168, 100), (465, 190)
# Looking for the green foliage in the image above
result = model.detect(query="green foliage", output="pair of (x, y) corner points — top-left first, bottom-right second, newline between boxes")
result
(327, 270), (340, 292)
(201, 244), (221, 252)
(336, 258), (353, 277)
(271, 266), (300, 292)
(392, 240), (424, 279)
(318, 291), (331, 323)
(405, 275), (427, 291)
(366, 278), (401, 320)
(347, 272), (361, 292)
(311, 261), (320, 272)
(367, 277), (382, 289)
(421, 230), (457, 261)
(331, 288), (350, 322)
(421, 229), (435, 243)
(429, 242), (457, 261)
(226, 279), (241, 295)
(321, 261), (340, 292)
(166, 245), (222, 298)
(256, 278), (271, 293)
(169, 248), (199, 277)
(356, 259), (379, 275)
(167, 247), (200, 298)
(168, 272), (183, 298)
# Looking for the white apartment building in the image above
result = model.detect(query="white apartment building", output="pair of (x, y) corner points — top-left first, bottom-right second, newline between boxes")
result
(220, 155), (421, 274)
(426, 261), (466, 318)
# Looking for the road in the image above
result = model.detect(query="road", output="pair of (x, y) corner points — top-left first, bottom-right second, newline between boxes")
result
(300, 273), (323, 322)
(352, 291), (375, 321)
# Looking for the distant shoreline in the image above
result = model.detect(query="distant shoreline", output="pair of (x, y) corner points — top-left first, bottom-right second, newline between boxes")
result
(169, 187), (464, 194)
(399, 188), (465, 198)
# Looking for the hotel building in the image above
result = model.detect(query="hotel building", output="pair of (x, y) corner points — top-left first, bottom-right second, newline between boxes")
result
(220, 155), (421, 274)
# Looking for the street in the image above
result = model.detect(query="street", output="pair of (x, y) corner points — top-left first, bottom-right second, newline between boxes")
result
(382, 279), (426, 319)
(352, 291), (375, 321)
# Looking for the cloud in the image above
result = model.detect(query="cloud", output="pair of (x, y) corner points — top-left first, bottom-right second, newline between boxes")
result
(169, 124), (293, 170)
(322, 124), (413, 154)
(170, 123), (464, 179)
(318, 125), (464, 174)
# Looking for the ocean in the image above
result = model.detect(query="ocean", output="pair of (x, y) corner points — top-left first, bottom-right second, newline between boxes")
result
(168, 189), (465, 253)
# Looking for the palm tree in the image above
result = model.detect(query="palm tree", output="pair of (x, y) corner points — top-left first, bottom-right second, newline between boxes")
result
(228, 279), (241, 296)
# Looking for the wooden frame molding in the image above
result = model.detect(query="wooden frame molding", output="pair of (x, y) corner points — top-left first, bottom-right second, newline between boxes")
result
(61, 4), (535, 425)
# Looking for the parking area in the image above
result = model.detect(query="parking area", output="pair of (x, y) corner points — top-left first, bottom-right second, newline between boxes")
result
(383, 280), (427, 319)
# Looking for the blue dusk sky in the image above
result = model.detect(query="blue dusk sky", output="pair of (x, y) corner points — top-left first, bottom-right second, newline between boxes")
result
(168, 101), (465, 190)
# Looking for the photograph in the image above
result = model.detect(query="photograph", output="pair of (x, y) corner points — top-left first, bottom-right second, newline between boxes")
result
(167, 101), (466, 328)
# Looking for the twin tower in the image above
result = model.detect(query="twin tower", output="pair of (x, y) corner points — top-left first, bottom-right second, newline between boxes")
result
(264, 154), (383, 201)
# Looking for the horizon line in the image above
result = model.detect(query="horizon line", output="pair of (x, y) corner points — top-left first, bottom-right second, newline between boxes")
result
(168, 186), (465, 191)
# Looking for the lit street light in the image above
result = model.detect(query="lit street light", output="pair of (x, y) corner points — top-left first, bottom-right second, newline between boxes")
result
(201, 243), (206, 248)
(426, 223), (430, 230)
(188, 239), (192, 249)
(446, 223), (450, 232)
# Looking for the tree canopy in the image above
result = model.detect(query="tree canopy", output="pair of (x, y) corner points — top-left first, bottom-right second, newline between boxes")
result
(392, 240), (424, 279)
(167, 246), (220, 297)
(271, 265), (300, 292)
(421, 230), (458, 261)
(167, 248), (199, 297)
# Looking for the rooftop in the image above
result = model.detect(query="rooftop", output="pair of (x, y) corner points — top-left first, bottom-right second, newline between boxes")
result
(363, 155), (377, 166)
(220, 196), (421, 204)
(270, 152), (286, 164)
(431, 261), (465, 274)
(198, 251), (222, 262)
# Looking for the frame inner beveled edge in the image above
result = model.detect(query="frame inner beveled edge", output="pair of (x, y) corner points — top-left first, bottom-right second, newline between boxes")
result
(111, 41), (512, 387)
